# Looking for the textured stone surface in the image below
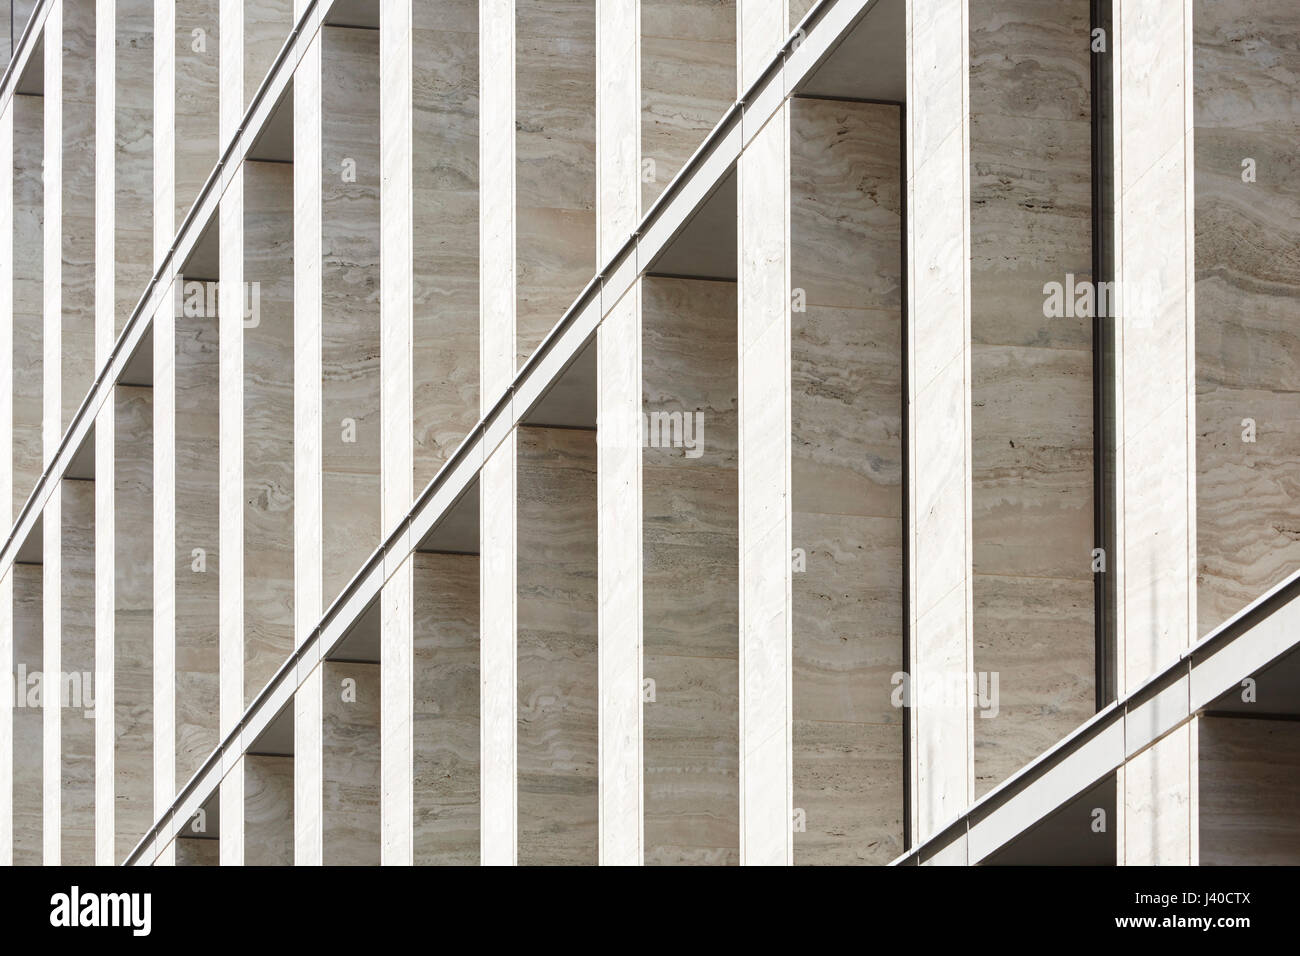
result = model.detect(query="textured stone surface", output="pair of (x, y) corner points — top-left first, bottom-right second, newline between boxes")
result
(1199, 716), (1300, 865)
(1114, 0), (1196, 692)
(114, 387), (154, 860)
(907, 0), (974, 843)
(641, 276), (738, 865)
(516, 426), (598, 865)
(175, 0), (219, 225)
(60, 0), (97, 433)
(244, 0), (293, 112)
(60, 479), (96, 865)
(1194, 0), (1300, 636)
(114, 0), (154, 340)
(12, 94), (43, 518)
(1124, 722), (1194, 865)
(516, 0), (595, 365)
(413, 553), (480, 865)
(640, 0), (733, 210)
(413, 1), (480, 487)
(790, 99), (903, 864)
(737, 102), (791, 865)
(969, 0), (1094, 796)
(243, 161), (294, 705)
(174, 306), (220, 789)
(174, 835), (219, 865)
(11, 562), (43, 865)
(321, 26), (382, 608)
(322, 660), (380, 865)
(244, 753), (294, 865)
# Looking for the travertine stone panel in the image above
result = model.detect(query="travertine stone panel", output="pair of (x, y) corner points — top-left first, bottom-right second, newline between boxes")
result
(738, 0), (791, 93)
(1199, 716), (1300, 865)
(968, 0), (1094, 795)
(516, 426), (598, 865)
(737, 105), (791, 866)
(11, 562), (43, 864)
(641, 276), (738, 866)
(293, 29), (320, 594)
(175, 0), (218, 224)
(94, 403), (111, 864)
(413, 0), (479, 485)
(594, 1), (641, 864)
(413, 553), (480, 865)
(111, 0), (154, 340)
(322, 660), (381, 866)
(321, 26), (381, 607)
(294, 660), (322, 864)
(1122, 722), (1195, 865)
(1112, 0), (1196, 693)
(515, 0), (595, 365)
(245, 753), (294, 865)
(244, 0), (293, 112)
(59, 479), (96, 865)
(244, 161), (294, 704)
(54, 0), (97, 435)
(175, 835), (219, 864)
(379, 0), (415, 864)
(113, 386), (154, 861)
(596, 291), (643, 863)
(217, 157), (245, 865)
(479, 0), (515, 410)
(790, 98), (903, 864)
(174, 296), (220, 789)
(151, 285), (175, 863)
(1194, 0), (1300, 635)
(293, 25), (324, 865)
(906, 0), (974, 842)
(640, 0), (734, 210)
(11, 95), (43, 517)
(598, 0), (637, 264)
(479, 436), (516, 863)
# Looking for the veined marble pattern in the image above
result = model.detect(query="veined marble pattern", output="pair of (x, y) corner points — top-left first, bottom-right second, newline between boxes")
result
(244, 0), (294, 112)
(1195, 0), (1300, 636)
(413, 7), (479, 488)
(641, 277), (738, 864)
(790, 99), (903, 865)
(321, 26), (382, 608)
(1199, 717), (1300, 865)
(175, 0), (219, 226)
(174, 310), (220, 789)
(244, 754), (294, 865)
(969, 0), (1094, 797)
(60, 479), (96, 865)
(413, 553), (480, 865)
(12, 94), (43, 520)
(115, 0), (154, 340)
(322, 661), (381, 865)
(243, 162), (294, 706)
(61, 0), (97, 433)
(12, 563), (43, 865)
(971, 574), (1093, 793)
(114, 387), (153, 860)
(516, 426), (598, 865)
(1124, 723), (1193, 865)
(640, 0), (734, 211)
(515, 0), (596, 366)
(174, 835), (219, 865)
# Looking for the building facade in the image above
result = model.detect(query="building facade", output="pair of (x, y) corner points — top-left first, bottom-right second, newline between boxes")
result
(0, 0), (1297, 866)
